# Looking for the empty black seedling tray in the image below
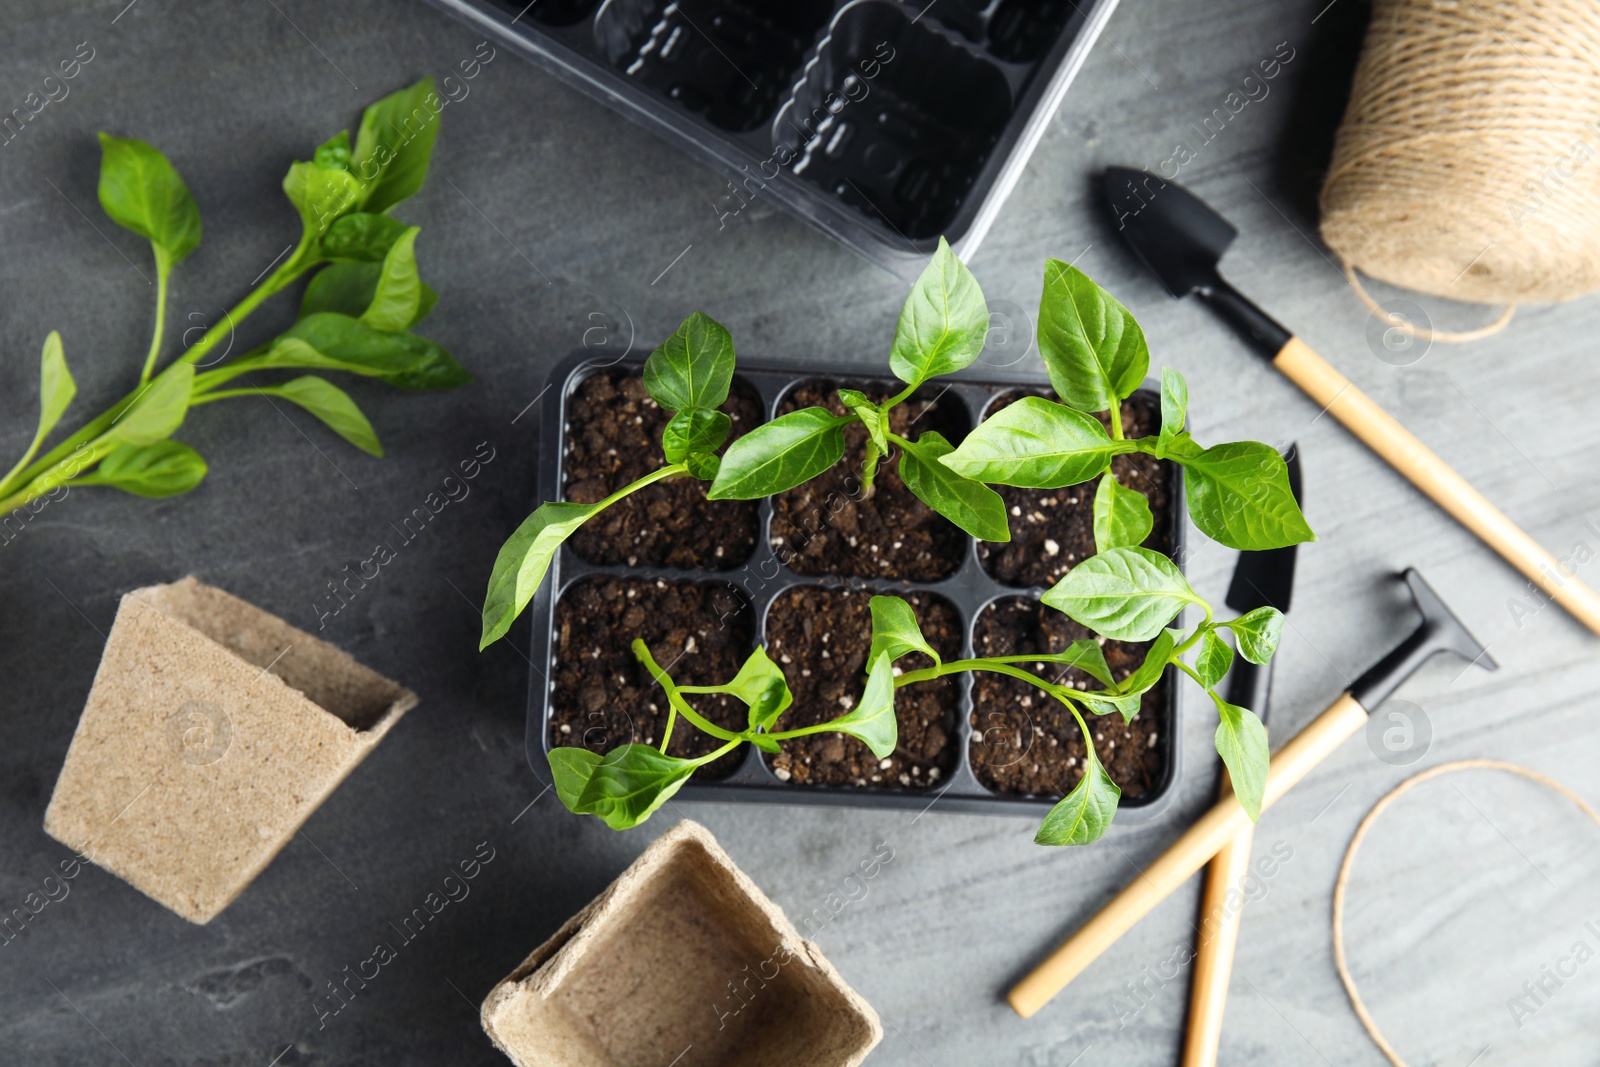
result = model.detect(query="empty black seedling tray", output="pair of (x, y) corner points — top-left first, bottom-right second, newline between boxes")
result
(523, 351), (1187, 822)
(424, 0), (1121, 271)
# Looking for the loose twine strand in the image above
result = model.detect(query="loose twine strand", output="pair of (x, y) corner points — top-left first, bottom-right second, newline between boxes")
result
(1332, 759), (1600, 1067)
(1341, 255), (1517, 342)
(1320, 0), (1600, 307)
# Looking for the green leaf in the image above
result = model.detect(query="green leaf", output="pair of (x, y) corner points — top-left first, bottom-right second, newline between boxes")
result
(889, 236), (989, 388)
(350, 77), (441, 214)
(1195, 628), (1235, 690)
(313, 130), (352, 171)
(1037, 260), (1148, 412)
(300, 262), (438, 326)
(1117, 628), (1177, 700)
(323, 212), (409, 261)
(1160, 430), (1203, 460)
(898, 430), (1010, 541)
(1076, 689), (1143, 722)
(282, 158), (366, 240)
(1041, 546), (1202, 641)
(287, 312), (469, 391)
(271, 376), (383, 457)
(684, 452), (720, 481)
(571, 744), (698, 830)
(480, 501), (600, 648)
(1092, 472), (1154, 553)
(1044, 638), (1116, 688)
(706, 407), (849, 500)
(1034, 743), (1120, 845)
(1159, 366), (1187, 451)
(868, 595), (940, 667)
(940, 396), (1130, 488)
(37, 332), (76, 437)
(838, 389), (888, 454)
(642, 311), (735, 412)
(725, 647), (793, 732)
(1213, 697), (1270, 821)
(1, 332), (78, 494)
(1226, 606), (1285, 665)
(661, 409), (731, 465)
(302, 262), (381, 320)
(1179, 442), (1315, 551)
(109, 364), (193, 447)
(359, 227), (422, 332)
(74, 440), (206, 498)
(96, 134), (201, 269)
(831, 651), (898, 759)
(549, 746), (602, 812)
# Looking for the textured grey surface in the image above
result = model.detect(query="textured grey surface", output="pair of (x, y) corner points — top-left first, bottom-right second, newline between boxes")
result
(3, 1), (1600, 1065)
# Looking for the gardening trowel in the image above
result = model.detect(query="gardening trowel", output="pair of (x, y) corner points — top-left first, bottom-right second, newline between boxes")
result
(1103, 166), (1600, 638)
(1182, 446), (1302, 1067)
(1009, 568), (1495, 1018)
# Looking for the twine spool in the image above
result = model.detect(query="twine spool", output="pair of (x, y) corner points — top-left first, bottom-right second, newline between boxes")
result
(1320, 0), (1600, 306)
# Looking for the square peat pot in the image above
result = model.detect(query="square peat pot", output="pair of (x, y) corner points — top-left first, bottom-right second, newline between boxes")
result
(481, 819), (881, 1067)
(43, 577), (416, 923)
(421, 0), (1120, 272)
(523, 353), (1187, 828)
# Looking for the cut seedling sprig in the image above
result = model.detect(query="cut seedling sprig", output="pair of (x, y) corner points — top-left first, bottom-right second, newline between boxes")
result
(0, 79), (465, 519)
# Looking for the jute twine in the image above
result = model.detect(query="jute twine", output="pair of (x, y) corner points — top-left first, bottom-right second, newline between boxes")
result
(1321, 0), (1600, 307)
(1332, 759), (1600, 1067)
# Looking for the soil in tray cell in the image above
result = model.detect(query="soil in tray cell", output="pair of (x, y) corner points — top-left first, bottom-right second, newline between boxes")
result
(763, 586), (961, 789)
(977, 391), (1173, 590)
(970, 597), (1167, 800)
(549, 576), (752, 779)
(564, 370), (761, 570)
(770, 380), (970, 582)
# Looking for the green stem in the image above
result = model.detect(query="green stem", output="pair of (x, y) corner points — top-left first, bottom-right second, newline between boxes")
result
(189, 387), (275, 405)
(190, 345), (274, 394)
(893, 657), (1072, 698)
(1108, 400), (1124, 441)
(0, 438), (115, 515)
(631, 638), (744, 744)
(1172, 602), (1215, 657)
(140, 263), (170, 385)
(685, 738), (741, 767)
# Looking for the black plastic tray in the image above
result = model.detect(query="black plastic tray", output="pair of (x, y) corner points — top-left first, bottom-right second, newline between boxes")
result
(526, 351), (1186, 821)
(423, 0), (1121, 272)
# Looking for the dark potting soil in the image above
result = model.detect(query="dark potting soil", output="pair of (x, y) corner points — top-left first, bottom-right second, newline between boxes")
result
(770, 380), (970, 582)
(564, 370), (762, 570)
(763, 586), (961, 789)
(549, 576), (752, 779)
(978, 391), (1173, 589)
(970, 597), (1166, 800)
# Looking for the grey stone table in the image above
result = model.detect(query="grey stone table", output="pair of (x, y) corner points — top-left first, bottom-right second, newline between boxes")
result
(4, 1), (1600, 1064)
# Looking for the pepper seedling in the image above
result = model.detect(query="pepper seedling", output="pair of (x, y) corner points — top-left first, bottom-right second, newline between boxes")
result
(479, 310), (740, 648)
(934, 258), (1313, 842)
(548, 639), (899, 830)
(704, 236), (1010, 544)
(0, 78), (465, 521)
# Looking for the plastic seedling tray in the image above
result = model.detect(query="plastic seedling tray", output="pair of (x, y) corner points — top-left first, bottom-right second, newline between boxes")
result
(423, 0), (1121, 271)
(524, 352), (1186, 823)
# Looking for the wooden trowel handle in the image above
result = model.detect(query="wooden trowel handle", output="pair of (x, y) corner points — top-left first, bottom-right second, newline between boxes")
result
(1008, 692), (1369, 1019)
(1275, 337), (1600, 636)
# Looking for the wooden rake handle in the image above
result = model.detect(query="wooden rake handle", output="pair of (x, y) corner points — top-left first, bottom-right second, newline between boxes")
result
(1275, 337), (1600, 635)
(1008, 692), (1369, 1018)
(1180, 781), (1255, 1067)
